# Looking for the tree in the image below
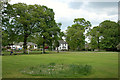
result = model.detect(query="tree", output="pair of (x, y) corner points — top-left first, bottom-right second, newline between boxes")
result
(66, 18), (91, 51)
(99, 20), (119, 50)
(2, 3), (58, 54)
(87, 26), (101, 51)
(38, 9), (60, 53)
(12, 3), (46, 54)
(27, 9), (61, 53)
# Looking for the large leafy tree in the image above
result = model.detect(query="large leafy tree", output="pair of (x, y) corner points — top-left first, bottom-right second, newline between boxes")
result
(99, 20), (119, 50)
(2, 3), (58, 54)
(66, 18), (91, 51)
(25, 6), (61, 53)
(38, 11), (60, 53)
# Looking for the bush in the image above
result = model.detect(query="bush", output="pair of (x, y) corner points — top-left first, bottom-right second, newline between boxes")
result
(2, 48), (7, 51)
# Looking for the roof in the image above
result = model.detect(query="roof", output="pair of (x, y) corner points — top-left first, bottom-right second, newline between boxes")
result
(58, 40), (67, 44)
(15, 42), (37, 46)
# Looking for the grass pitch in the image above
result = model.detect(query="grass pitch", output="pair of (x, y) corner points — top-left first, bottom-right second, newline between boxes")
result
(2, 51), (118, 78)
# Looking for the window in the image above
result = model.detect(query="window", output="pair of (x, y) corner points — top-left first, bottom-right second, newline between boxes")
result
(35, 45), (37, 47)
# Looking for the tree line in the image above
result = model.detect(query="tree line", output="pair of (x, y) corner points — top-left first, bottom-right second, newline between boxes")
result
(2, 2), (120, 53)
(66, 18), (120, 51)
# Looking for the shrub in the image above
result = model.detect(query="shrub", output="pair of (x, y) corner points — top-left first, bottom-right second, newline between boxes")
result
(2, 48), (7, 51)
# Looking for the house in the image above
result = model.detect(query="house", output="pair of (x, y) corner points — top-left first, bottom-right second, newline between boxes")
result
(56, 40), (68, 51)
(10, 42), (37, 50)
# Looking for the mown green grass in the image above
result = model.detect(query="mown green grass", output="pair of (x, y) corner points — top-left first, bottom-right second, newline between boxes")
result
(2, 52), (118, 78)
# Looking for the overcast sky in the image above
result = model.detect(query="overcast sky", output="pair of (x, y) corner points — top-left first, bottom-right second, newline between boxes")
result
(9, 0), (119, 31)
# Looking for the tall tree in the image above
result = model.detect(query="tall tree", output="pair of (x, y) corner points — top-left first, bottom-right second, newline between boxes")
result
(38, 6), (61, 53)
(99, 20), (119, 50)
(66, 18), (91, 51)
(27, 8), (61, 53)
(2, 3), (58, 54)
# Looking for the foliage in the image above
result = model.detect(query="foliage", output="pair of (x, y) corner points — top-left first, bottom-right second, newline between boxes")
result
(66, 18), (91, 51)
(2, 2), (60, 54)
(99, 20), (119, 50)
(2, 3), (21, 46)
(87, 20), (119, 51)
(87, 26), (101, 50)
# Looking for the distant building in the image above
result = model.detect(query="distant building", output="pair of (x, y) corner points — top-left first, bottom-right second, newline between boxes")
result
(56, 40), (68, 51)
(10, 42), (37, 49)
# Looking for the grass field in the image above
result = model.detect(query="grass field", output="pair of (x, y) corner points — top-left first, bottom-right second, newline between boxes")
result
(2, 51), (118, 78)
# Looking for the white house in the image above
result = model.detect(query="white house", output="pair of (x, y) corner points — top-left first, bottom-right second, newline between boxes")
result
(56, 40), (68, 51)
(10, 42), (37, 50)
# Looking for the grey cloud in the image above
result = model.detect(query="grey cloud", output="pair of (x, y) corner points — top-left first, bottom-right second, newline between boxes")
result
(68, 2), (118, 16)
(69, 2), (118, 9)
(88, 2), (118, 9)
(107, 10), (118, 16)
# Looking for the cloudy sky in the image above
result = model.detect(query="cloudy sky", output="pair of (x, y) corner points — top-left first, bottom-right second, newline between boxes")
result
(9, 0), (119, 31)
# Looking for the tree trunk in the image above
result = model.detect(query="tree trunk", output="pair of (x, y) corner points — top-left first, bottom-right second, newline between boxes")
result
(42, 41), (45, 53)
(68, 46), (70, 51)
(23, 35), (28, 54)
(49, 40), (52, 51)
(50, 41), (52, 51)
(12, 43), (14, 52)
(97, 37), (100, 51)
(57, 47), (59, 53)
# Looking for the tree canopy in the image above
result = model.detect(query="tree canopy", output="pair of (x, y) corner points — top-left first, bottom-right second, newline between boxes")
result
(66, 18), (91, 51)
(87, 20), (119, 51)
(99, 20), (119, 50)
(2, 2), (61, 53)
